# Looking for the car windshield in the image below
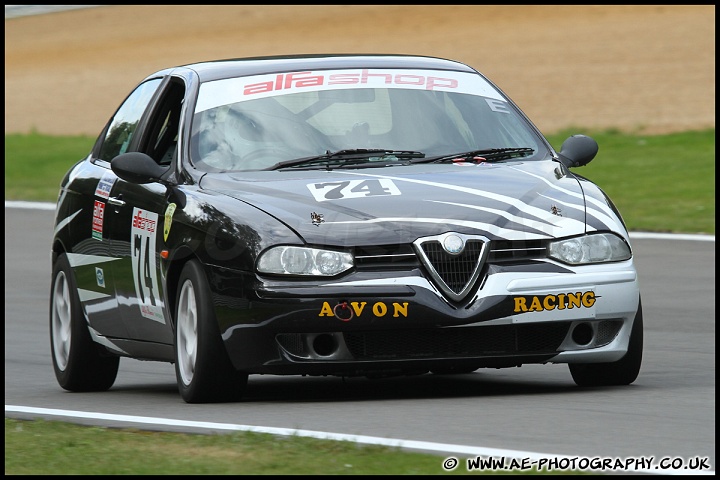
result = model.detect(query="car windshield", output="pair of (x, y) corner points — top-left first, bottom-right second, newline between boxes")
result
(190, 68), (549, 171)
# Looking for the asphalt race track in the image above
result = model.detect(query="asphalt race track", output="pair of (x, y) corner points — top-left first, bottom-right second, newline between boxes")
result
(4, 205), (715, 474)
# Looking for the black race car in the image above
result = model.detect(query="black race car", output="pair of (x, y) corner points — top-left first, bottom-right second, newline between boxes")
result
(50, 54), (642, 403)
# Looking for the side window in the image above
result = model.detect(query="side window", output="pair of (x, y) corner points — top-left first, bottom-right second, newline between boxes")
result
(139, 79), (185, 165)
(97, 78), (163, 162)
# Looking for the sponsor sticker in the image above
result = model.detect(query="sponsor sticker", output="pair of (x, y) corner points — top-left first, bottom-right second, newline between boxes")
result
(513, 291), (597, 313)
(311, 211), (324, 226)
(163, 203), (176, 242)
(94, 171), (116, 199)
(131, 208), (165, 323)
(196, 68), (505, 113)
(95, 267), (105, 288)
(318, 301), (409, 320)
(92, 200), (105, 241)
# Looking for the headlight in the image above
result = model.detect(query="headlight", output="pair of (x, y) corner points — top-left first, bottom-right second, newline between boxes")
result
(257, 246), (354, 276)
(548, 233), (631, 265)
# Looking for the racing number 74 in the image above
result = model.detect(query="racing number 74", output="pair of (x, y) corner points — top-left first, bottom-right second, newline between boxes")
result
(309, 179), (401, 201)
(133, 234), (156, 306)
(130, 208), (166, 324)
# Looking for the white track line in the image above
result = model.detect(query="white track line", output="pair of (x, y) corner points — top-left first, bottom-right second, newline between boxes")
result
(4, 405), (713, 475)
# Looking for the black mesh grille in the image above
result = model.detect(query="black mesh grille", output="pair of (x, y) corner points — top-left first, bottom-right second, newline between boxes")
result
(277, 333), (307, 357)
(421, 240), (485, 294)
(344, 322), (571, 360)
(596, 320), (623, 346)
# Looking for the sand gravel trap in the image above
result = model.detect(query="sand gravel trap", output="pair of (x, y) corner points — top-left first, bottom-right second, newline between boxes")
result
(4, 5), (715, 136)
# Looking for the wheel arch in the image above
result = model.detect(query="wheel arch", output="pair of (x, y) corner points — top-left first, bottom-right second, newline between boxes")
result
(164, 245), (201, 330)
(51, 237), (67, 266)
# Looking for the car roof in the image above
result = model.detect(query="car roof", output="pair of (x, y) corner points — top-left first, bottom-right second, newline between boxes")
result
(157, 54), (478, 83)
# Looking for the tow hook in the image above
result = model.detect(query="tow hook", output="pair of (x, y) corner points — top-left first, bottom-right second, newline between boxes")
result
(333, 301), (354, 322)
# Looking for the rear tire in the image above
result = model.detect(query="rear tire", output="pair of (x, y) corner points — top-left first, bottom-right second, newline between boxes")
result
(50, 253), (119, 391)
(174, 260), (248, 403)
(569, 299), (643, 387)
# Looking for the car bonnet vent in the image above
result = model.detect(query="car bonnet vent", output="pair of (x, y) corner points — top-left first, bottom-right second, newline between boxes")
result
(413, 233), (490, 302)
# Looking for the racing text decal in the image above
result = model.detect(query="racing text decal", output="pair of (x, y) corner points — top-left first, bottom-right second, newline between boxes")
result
(308, 179), (400, 201)
(318, 301), (409, 319)
(513, 291), (596, 313)
(131, 208), (165, 323)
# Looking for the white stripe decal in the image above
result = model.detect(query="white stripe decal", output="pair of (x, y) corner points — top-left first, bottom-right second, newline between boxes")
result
(536, 193), (585, 215)
(429, 200), (558, 226)
(536, 191), (620, 233)
(77, 288), (111, 302)
(427, 200), (586, 236)
(508, 164), (586, 202)
(334, 170), (579, 226)
(66, 253), (121, 267)
(583, 198), (623, 230)
(53, 209), (81, 236)
(88, 327), (128, 355)
(508, 165), (620, 230)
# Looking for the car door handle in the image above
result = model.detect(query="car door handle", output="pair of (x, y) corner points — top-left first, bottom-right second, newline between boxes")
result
(108, 196), (125, 207)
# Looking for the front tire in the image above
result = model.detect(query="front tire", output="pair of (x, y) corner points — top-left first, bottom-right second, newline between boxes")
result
(569, 299), (644, 387)
(174, 260), (248, 403)
(50, 253), (119, 391)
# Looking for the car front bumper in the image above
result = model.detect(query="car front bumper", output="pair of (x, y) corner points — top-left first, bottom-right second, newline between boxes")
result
(209, 259), (640, 375)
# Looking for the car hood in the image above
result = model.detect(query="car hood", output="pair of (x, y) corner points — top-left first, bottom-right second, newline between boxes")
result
(199, 161), (594, 246)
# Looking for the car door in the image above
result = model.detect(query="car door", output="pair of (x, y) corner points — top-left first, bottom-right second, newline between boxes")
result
(66, 76), (164, 342)
(62, 162), (129, 340)
(104, 78), (186, 344)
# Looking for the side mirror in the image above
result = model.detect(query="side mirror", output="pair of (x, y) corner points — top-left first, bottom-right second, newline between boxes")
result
(557, 134), (598, 168)
(111, 152), (169, 184)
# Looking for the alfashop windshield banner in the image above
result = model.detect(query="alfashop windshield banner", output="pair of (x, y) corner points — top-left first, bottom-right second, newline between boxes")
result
(195, 69), (505, 113)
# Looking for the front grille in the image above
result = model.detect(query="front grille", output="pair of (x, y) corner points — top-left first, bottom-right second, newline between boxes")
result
(413, 233), (490, 301)
(354, 240), (547, 269)
(419, 240), (486, 295)
(353, 237), (549, 302)
(354, 244), (419, 269)
(344, 322), (571, 360)
(487, 239), (548, 263)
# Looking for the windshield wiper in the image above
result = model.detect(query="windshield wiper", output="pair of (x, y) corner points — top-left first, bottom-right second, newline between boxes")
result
(410, 147), (535, 164)
(265, 149), (425, 171)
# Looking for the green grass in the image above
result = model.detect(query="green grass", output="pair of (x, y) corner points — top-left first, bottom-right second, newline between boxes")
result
(4, 129), (715, 234)
(546, 129), (715, 234)
(6, 418), (563, 475)
(4, 132), (95, 202)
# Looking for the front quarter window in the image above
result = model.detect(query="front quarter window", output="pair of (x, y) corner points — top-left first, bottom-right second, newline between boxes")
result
(97, 78), (163, 162)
